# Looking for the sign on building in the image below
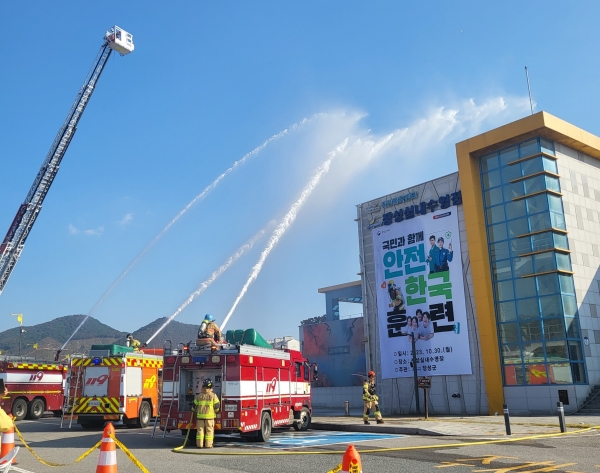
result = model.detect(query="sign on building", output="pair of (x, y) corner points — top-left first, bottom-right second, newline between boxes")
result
(372, 206), (472, 379)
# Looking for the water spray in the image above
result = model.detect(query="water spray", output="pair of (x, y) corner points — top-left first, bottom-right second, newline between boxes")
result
(221, 138), (349, 331)
(143, 225), (270, 347)
(57, 116), (321, 355)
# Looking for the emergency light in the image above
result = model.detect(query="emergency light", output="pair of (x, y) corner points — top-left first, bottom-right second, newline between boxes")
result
(92, 358), (102, 365)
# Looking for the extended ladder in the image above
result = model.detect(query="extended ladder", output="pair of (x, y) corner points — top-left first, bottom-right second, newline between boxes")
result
(0, 26), (133, 297)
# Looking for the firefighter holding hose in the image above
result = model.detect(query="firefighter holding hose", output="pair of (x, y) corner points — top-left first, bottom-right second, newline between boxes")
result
(363, 370), (384, 424)
(197, 314), (222, 347)
(126, 334), (142, 351)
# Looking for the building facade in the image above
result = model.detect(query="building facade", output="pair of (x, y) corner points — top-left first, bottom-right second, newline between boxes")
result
(357, 112), (600, 415)
(299, 282), (366, 409)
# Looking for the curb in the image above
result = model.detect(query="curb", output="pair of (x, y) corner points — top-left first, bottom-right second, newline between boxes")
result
(310, 422), (446, 436)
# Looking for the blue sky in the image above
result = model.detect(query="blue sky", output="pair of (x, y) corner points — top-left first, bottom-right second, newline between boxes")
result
(1, 2), (599, 347)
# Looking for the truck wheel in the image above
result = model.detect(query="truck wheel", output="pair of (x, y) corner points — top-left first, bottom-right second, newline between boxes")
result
(292, 407), (311, 431)
(135, 401), (151, 428)
(257, 411), (272, 442)
(27, 399), (45, 420)
(12, 398), (28, 421)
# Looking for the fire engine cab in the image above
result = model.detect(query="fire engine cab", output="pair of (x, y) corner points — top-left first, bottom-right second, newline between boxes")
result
(62, 344), (162, 429)
(157, 329), (315, 442)
(0, 357), (67, 420)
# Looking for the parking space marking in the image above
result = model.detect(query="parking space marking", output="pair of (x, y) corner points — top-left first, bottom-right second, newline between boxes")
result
(216, 431), (401, 450)
(436, 456), (585, 473)
(437, 457), (519, 468)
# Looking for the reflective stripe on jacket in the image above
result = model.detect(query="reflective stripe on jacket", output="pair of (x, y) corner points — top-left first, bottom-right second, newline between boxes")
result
(194, 389), (220, 419)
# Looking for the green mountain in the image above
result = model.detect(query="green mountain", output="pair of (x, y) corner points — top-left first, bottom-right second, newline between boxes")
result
(0, 314), (200, 360)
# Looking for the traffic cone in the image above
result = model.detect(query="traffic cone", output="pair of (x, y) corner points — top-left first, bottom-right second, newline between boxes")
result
(0, 414), (16, 465)
(96, 422), (117, 473)
(341, 444), (362, 473)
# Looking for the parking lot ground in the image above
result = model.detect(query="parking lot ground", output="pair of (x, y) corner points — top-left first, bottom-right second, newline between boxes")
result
(8, 416), (600, 473)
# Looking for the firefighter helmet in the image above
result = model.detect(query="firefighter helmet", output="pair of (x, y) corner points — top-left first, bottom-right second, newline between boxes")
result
(204, 314), (215, 322)
(202, 379), (213, 389)
(126, 334), (133, 339)
(368, 370), (375, 378)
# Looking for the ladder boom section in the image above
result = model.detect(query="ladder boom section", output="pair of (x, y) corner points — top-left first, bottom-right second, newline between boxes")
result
(0, 43), (113, 295)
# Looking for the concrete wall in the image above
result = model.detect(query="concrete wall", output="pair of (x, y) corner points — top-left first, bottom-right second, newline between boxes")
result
(557, 143), (600, 389)
(357, 173), (489, 415)
(312, 386), (363, 409)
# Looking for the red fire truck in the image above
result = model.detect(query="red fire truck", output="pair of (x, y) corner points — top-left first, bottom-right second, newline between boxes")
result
(157, 336), (315, 442)
(0, 357), (67, 421)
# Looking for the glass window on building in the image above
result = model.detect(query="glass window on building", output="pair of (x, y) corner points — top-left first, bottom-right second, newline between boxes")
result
(479, 137), (586, 386)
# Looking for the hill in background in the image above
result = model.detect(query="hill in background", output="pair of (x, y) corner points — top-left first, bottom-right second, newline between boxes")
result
(0, 314), (199, 360)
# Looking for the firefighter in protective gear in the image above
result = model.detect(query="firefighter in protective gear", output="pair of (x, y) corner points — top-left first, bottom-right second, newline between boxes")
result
(197, 314), (222, 347)
(193, 378), (221, 448)
(363, 370), (384, 424)
(126, 334), (141, 351)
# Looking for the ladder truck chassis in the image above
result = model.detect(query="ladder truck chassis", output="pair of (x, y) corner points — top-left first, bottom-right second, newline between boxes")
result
(158, 343), (314, 442)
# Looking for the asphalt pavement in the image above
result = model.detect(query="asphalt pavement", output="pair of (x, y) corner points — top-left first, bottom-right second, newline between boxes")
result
(6, 414), (600, 473)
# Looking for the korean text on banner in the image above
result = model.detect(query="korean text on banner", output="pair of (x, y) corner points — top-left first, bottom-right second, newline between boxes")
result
(372, 204), (472, 379)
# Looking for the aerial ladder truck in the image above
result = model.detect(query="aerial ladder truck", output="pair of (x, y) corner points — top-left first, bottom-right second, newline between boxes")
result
(0, 26), (134, 295)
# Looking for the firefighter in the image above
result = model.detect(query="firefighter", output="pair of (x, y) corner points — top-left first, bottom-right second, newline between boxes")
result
(126, 334), (142, 351)
(363, 370), (384, 424)
(193, 378), (220, 448)
(197, 314), (222, 347)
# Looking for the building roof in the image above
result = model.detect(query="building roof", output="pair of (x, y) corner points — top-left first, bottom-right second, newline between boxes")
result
(317, 280), (362, 294)
(456, 111), (600, 159)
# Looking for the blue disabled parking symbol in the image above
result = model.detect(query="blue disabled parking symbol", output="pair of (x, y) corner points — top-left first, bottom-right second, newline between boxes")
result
(257, 431), (401, 450)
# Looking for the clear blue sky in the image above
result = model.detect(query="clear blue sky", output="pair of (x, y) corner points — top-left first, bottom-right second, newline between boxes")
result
(1, 2), (599, 346)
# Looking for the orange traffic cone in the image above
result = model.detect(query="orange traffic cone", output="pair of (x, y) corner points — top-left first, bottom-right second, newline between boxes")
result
(0, 415), (16, 465)
(96, 422), (117, 473)
(341, 444), (362, 473)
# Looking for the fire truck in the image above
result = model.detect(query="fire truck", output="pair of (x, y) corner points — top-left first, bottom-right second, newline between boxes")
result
(0, 357), (67, 421)
(157, 330), (315, 442)
(62, 344), (162, 429)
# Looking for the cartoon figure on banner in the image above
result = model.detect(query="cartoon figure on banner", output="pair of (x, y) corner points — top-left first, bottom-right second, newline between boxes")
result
(387, 279), (405, 313)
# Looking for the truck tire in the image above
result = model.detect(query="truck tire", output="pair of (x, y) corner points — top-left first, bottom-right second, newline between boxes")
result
(27, 399), (45, 420)
(257, 411), (272, 442)
(292, 407), (311, 431)
(12, 398), (28, 421)
(135, 401), (151, 428)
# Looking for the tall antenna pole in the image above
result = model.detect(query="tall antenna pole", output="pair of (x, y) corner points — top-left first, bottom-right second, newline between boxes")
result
(525, 66), (534, 115)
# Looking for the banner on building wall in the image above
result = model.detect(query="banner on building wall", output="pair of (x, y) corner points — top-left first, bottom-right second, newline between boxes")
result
(372, 207), (472, 379)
